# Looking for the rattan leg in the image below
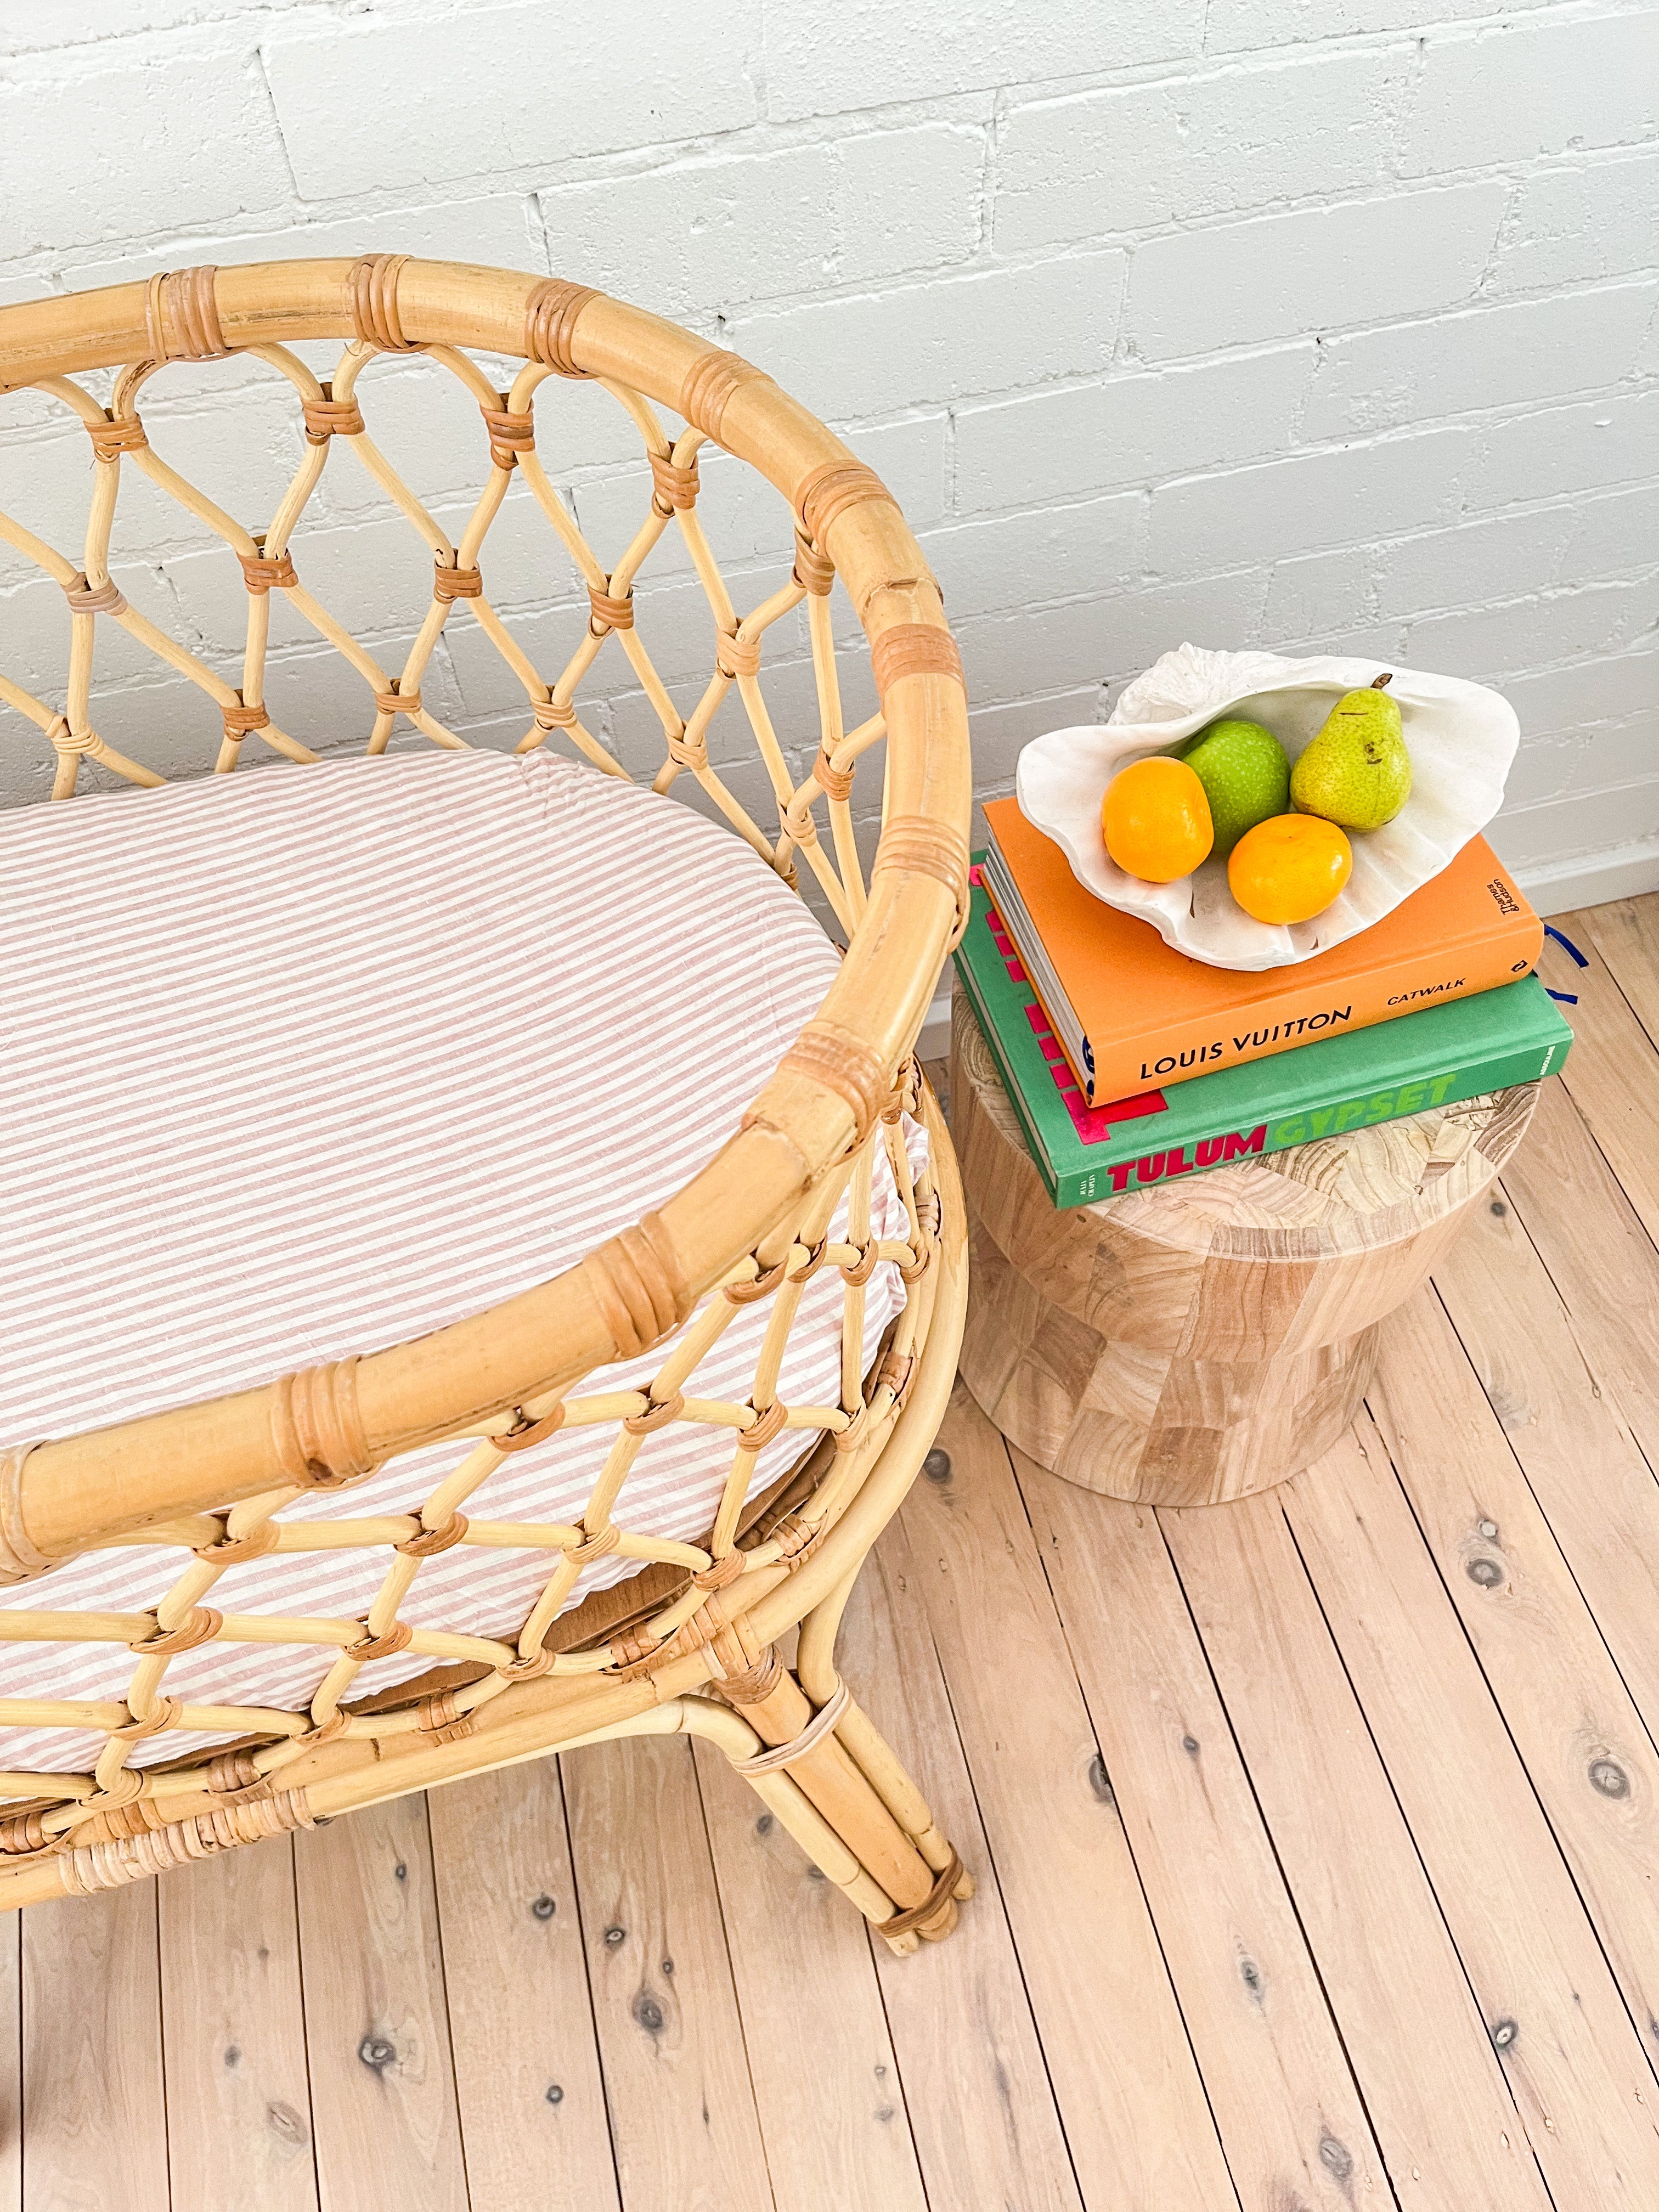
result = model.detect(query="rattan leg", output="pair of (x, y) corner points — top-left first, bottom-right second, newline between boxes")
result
(694, 1613), (970, 1951)
(676, 1688), (951, 1954)
(675, 1692), (915, 1946)
(795, 1568), (974, 1946)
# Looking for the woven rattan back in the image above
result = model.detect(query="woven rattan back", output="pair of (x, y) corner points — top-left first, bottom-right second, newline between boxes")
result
(0, 259), (971, 1894)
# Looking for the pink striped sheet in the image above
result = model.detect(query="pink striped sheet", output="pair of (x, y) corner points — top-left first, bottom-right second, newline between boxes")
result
(0, 748), (917, 1775)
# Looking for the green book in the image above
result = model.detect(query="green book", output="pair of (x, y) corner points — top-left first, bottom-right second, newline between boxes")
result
(955, 868), (1573, 1209)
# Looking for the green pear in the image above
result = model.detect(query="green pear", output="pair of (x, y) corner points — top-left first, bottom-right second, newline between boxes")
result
(1290, 674), (1412, 833)
(1178, 718), (1290, 858)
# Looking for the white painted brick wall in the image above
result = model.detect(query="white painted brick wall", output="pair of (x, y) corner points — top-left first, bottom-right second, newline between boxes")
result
(1, 0), (1655, 899)
(1126, 183), (1514, 358)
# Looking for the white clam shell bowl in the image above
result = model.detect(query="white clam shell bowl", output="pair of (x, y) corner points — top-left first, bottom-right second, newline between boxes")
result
(1015, 644), (1520, 972)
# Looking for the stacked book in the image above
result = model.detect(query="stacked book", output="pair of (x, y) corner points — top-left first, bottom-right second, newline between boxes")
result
(956, 795), (1574, 1209)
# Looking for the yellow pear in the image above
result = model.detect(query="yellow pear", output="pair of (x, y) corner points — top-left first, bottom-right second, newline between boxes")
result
(1290, 674), (1412, 833)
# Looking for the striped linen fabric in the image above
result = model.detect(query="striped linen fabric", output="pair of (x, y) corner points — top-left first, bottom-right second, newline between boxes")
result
(0, 748), (917, 1775)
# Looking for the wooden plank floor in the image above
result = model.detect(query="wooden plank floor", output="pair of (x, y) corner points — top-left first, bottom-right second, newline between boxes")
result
(9, 894), (1659, 2209)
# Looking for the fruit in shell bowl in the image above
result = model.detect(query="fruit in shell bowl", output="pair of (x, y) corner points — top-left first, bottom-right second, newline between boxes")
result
(1015, 644), (1520, 971)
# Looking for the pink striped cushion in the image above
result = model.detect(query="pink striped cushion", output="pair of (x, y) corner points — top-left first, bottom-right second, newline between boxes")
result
(0, 749), (914, 1774)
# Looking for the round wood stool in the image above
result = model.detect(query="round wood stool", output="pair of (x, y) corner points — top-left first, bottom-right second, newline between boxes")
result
(952, 995), (1538, 1506)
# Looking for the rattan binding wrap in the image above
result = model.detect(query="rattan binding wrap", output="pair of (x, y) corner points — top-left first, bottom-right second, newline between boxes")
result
(349, 253), (419, 351)
(680, 347), (774, 445)
(268, 1359), (379, 1489)
(797, 460), (897, 547)
(146, 265), (231, 363)
(870, 623), (966, 702)
(0, 258), (972, 1953)
(221, 696), (270, 737)
(524, 279), (599, 376)
(874, 818), (973, 947)
(0, 1447), (48, 1586)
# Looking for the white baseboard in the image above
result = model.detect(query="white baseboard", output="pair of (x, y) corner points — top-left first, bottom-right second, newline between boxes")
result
(918, 988), (955, 1065)
(1513, 839), (1659, 916)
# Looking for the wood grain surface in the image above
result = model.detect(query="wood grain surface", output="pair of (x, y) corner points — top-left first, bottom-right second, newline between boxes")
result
(1164, 1488), (1551, 2211)
(157, 1839), (317, 2212)
(841, 1538), (1087, 2212)
(0, 1920), (16, 2212)
(692, 1731), (930, 2212)
(1285, 1419), (1659, 2204)
(954, 989), (1537, 1502)
(562, 1736), (773, 2212)
(1023, 1440), (1389, 2211)
(21, 1884), (170, 2212)
(292, 1797), (469, 2212)
(15, 893), (1659, 2212)
(427, 1762), (620, 2212)
(1552, 903), (1659, 1243)
(899, 1388), (1233, 2211)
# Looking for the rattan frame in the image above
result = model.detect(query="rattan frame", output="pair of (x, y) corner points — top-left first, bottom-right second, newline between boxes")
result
(0, 258), (973, 1947)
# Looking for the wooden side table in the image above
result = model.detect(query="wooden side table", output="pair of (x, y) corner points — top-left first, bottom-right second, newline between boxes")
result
(952, 995), (1538, 1506)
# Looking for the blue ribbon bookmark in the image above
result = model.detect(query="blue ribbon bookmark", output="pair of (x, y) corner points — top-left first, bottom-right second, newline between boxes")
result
(1542, 922), (1587, 1002)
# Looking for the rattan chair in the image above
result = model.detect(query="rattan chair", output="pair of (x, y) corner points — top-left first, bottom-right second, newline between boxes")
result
(0, 257), (974, 1950)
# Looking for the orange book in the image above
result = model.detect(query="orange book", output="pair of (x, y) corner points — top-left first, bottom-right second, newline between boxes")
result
(983, 795), (1543, 1107)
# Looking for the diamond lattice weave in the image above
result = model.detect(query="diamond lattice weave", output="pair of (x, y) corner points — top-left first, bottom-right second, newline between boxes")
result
(0, 747), (916, 1771)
